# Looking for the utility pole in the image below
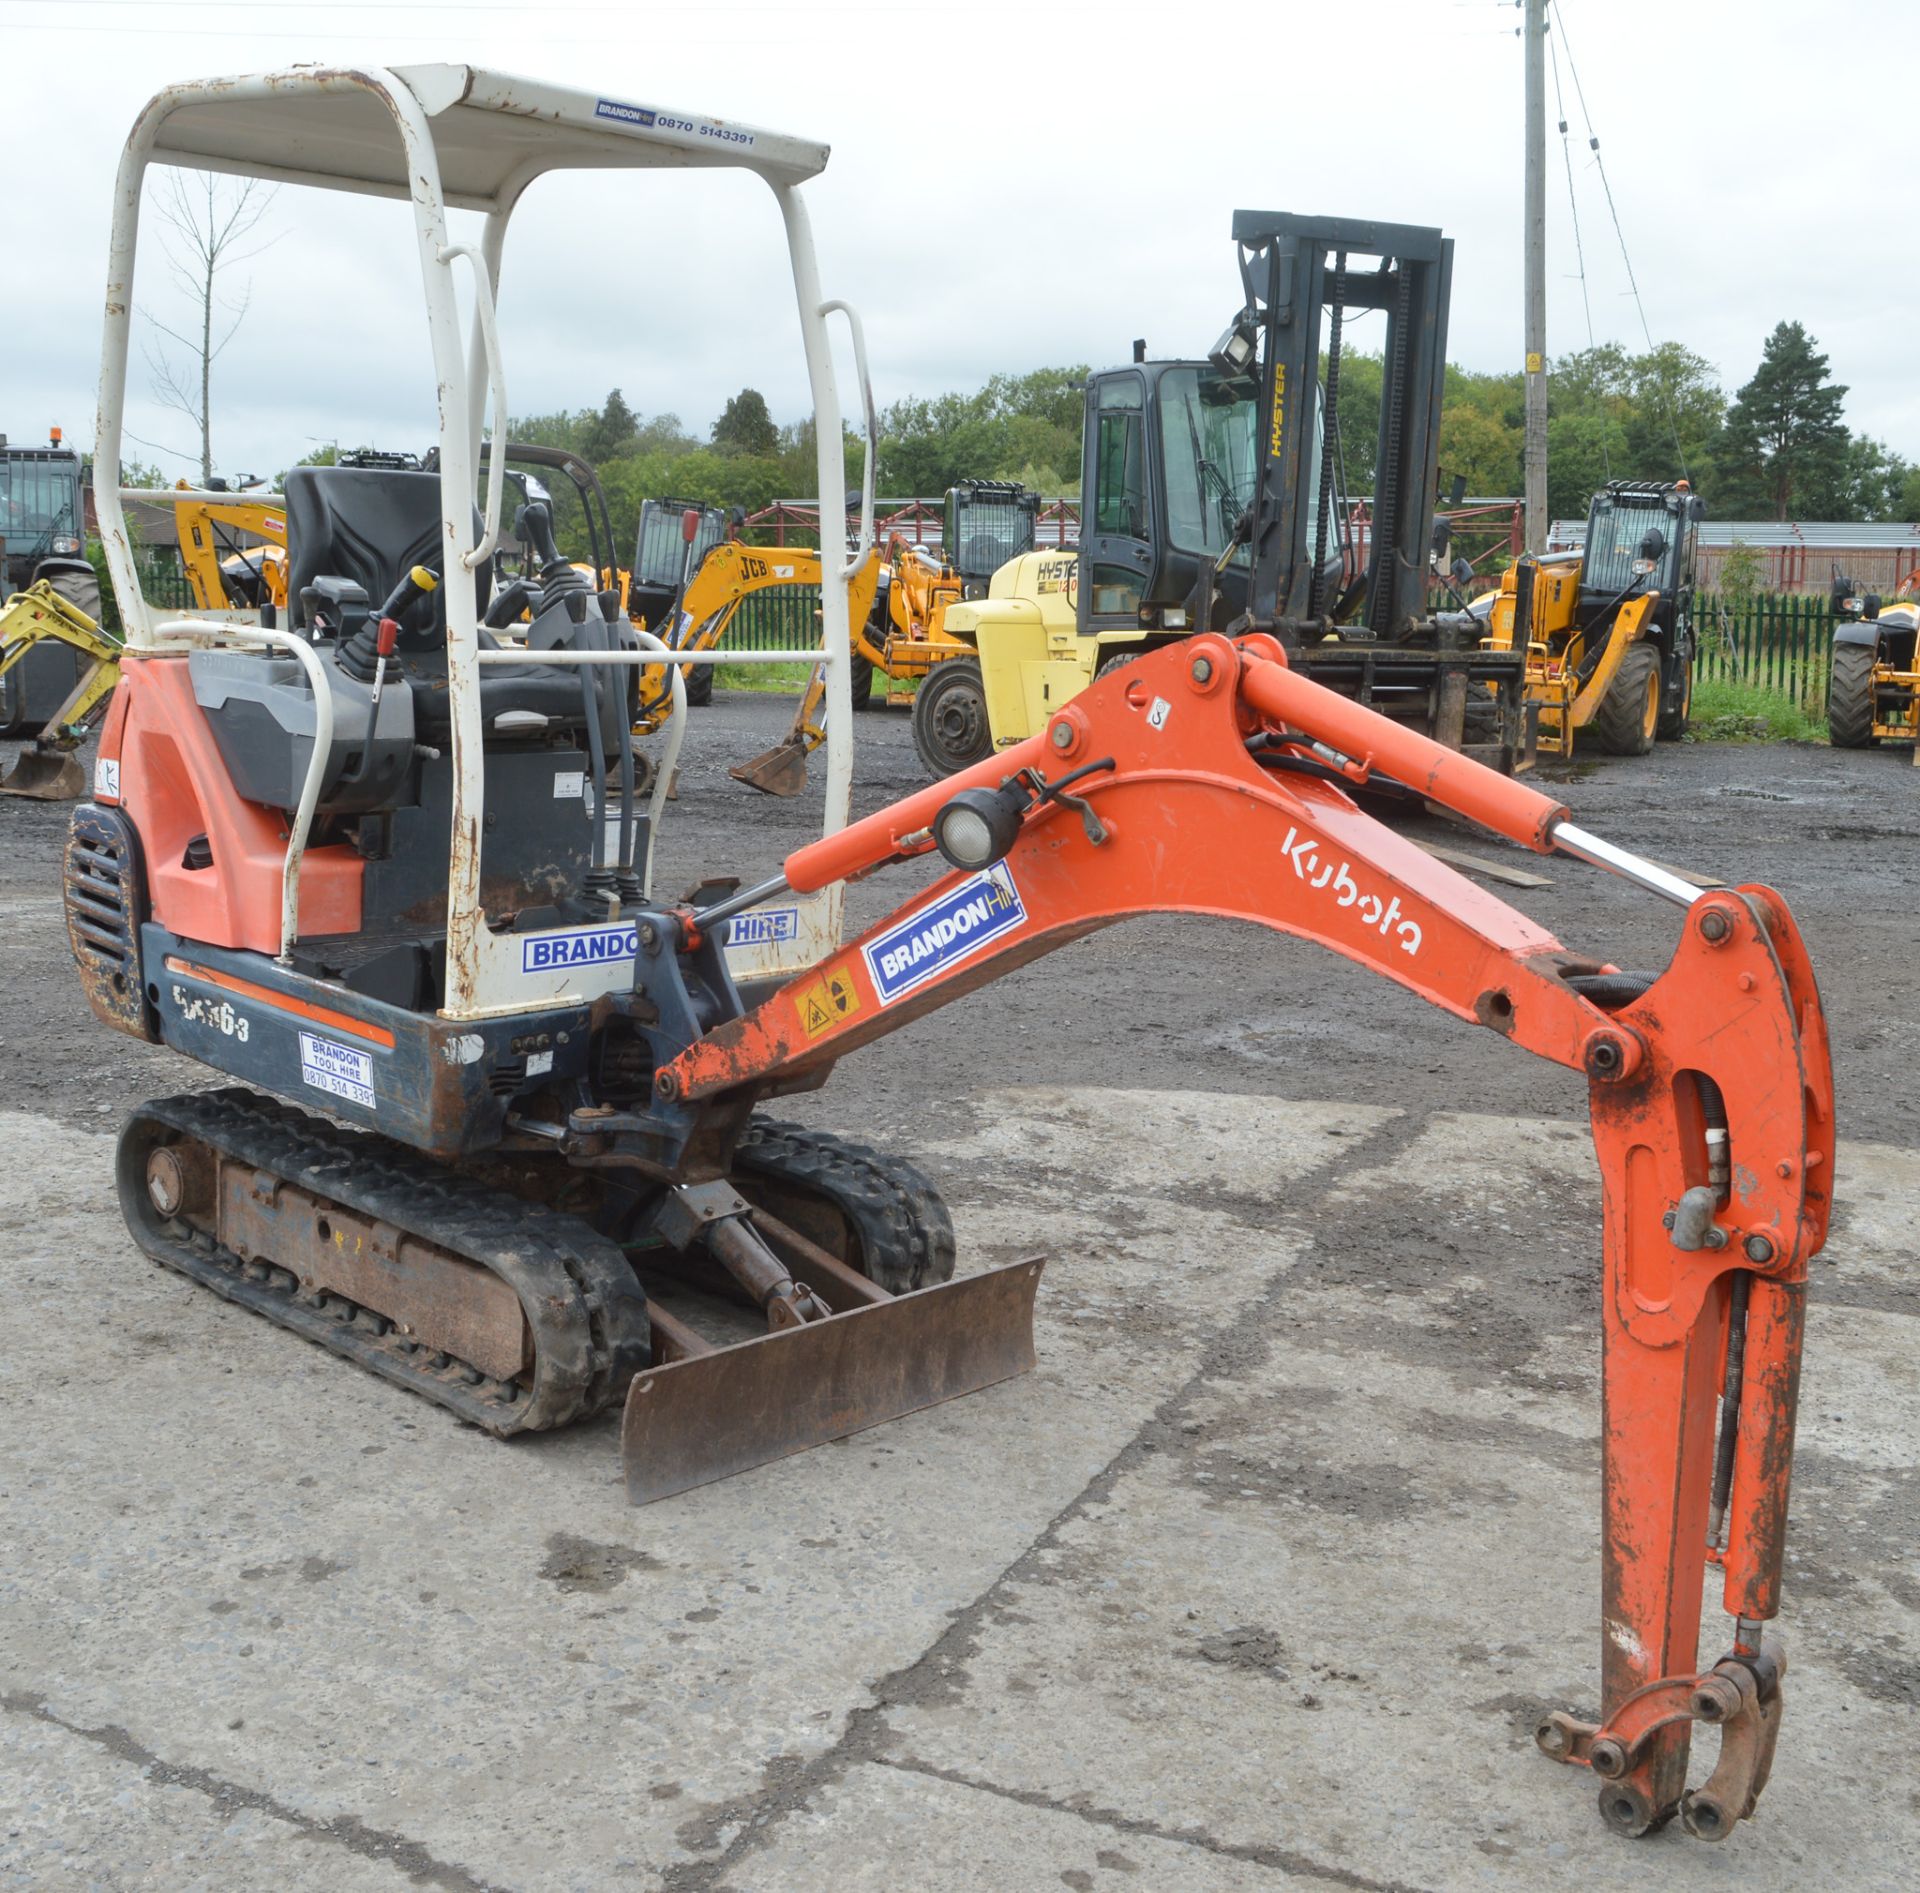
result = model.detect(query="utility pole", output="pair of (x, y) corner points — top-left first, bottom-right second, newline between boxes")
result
(1523, 0), (1548, 551)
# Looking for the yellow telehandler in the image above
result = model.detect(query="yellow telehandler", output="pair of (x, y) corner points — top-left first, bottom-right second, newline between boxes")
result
(1475, 479), (1703, 758)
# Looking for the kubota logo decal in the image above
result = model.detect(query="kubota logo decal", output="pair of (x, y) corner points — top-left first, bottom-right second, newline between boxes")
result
(1280, 826), (1423, 956)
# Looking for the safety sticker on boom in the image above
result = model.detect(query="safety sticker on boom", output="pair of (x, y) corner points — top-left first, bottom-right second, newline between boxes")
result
(796, 968), (862, 1039)
(862, 864), (1026, 1005)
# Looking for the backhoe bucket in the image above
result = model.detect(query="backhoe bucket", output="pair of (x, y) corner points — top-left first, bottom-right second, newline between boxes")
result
(729, 736), (810, 798)
(0, 746), (86, 800)
(621, 1257), (1043, 1504)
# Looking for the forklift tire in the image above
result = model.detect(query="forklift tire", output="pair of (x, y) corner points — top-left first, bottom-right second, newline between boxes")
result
(1656, 651), (1693, 742)
(681, 659), (714, 709)
(912, 656), (993, 778)
(1826, 644), (1878, 749)
(1585, 642), (1659, 757)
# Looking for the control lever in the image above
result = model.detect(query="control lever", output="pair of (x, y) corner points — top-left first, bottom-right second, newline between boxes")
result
(371, 564), (440, 714)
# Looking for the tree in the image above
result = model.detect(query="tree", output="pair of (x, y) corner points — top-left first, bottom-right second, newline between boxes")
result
(712, 388), (778, 458)
(1717, 322), (1850, 519)
(140, 171), (277, 484)
(579, 388), (640, 464)
(1541, 342), (1725, 519)
(1835, 435), (1911, 521)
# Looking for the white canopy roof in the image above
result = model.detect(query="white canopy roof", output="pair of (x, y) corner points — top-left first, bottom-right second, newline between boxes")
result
(143, 64), (830, 209)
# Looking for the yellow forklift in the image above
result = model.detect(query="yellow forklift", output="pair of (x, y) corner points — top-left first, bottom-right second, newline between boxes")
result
(922, 215), (1529, 780)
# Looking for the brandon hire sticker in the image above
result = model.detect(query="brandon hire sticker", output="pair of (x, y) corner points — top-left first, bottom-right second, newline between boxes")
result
(726, 906), (800, 949)
(299, 1031), (375, 1109)
(521, 922), (638, 974)
(861, 863), (1026, 1005)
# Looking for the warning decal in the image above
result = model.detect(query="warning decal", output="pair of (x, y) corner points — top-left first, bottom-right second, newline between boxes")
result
(795, 968), (863, 1040)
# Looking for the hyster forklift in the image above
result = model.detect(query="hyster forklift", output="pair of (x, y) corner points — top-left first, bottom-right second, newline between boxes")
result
(76, 67), (1832, 1842)
(917, 216), (1528, 780)
(1474, 480), (1704, 757)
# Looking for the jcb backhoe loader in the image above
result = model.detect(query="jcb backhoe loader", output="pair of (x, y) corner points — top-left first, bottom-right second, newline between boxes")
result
(730, 482), (1042, 795)
(172, 486), (291, 612)
(922, 215), (1529, 780)
(1473, 480), (1703, 757)
(78, 65), (1830, 1844)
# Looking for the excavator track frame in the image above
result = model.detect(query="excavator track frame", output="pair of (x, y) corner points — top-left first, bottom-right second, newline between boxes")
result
(118, 1088), (650, 1435)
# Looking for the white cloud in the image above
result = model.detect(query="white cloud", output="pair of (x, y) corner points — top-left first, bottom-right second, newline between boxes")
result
(2, 0), (1913, 481)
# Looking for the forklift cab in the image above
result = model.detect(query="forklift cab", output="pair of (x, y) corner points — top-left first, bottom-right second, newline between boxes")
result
(1077, 360), (1317, 636)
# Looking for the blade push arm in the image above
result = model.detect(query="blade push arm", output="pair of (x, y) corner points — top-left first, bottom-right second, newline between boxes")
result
(663, 632), (1833, 1840)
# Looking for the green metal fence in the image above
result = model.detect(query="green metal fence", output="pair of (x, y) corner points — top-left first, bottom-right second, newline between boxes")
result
(137, 560), (195, 613)
(725, 587), (823, 651)
(1694, 593), (1831, 712)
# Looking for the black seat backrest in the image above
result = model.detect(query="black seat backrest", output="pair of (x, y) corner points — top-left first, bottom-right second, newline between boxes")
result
(285, 467), (491, 641)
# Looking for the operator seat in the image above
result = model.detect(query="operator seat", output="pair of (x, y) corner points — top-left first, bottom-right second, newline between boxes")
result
(284, 466), (627, 750)
(285, 465), (491, 644)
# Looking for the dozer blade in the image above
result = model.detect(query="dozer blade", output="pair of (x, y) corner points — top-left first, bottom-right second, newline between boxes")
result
(621, 1257), (1044, 1504)
(0, 747), (86, 800)
(728, 737), (810, 798)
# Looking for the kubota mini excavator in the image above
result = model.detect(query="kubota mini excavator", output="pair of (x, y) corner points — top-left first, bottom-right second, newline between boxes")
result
(78, 65), (1831, 1844)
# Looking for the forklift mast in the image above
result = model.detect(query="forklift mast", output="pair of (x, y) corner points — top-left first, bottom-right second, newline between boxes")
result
(1231, 212), (1453, 640)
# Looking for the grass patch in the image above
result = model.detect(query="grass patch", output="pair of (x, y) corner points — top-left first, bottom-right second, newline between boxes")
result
(712, 661), (817, 692)
(1688, 677), (1827, 745)
(711, 662), (922, 700)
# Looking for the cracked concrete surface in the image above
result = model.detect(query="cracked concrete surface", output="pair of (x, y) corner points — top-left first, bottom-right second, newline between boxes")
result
(2, 1089), (1914, 1891)
(3, 702), (1915, 1888)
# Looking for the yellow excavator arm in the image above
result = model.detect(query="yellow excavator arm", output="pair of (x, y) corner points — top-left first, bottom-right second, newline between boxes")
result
(172, 489), (290, 612)
(0, 581), (126, 798)
(634, 541), (881, 735)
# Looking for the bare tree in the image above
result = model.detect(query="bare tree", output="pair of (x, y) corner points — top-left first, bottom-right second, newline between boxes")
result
(141, 172), (278, 485)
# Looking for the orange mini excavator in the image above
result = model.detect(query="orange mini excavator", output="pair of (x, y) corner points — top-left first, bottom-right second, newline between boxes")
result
(74, 70), (1829, 1843)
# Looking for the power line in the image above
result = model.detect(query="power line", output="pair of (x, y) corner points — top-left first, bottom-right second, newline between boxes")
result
(1547, 26), (1595, 352)
(1550, 0), (1690, 482)
(1546, 7), (1603, 482)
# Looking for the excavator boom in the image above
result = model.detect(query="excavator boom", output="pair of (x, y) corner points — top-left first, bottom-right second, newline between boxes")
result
(658, 632), (1831, 1841)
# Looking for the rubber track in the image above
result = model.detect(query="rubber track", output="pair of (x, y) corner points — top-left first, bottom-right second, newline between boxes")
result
(118, 1089), (650, 1435)
(734, 1119), (956, 1296)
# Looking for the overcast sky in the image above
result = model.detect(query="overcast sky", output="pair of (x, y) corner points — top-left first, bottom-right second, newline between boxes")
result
(2, 0), (1913, 488)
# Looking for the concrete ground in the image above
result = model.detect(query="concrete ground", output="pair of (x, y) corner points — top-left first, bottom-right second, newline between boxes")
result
(2, 696), (1917, 1889)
